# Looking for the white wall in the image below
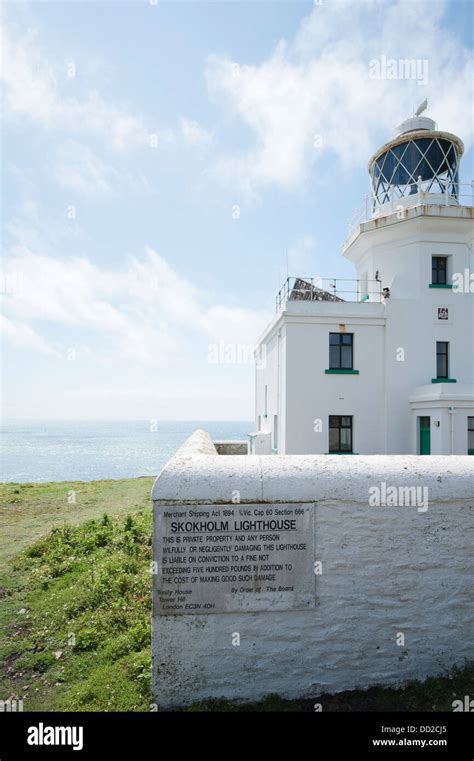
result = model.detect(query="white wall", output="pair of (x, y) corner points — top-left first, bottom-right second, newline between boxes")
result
(255, 325), (286, 452)
(152, 432), (474, 708)
(347, 208), (474, 454)
(409, 399), (474, 455)
(283, 305), (385, 454)
(254, 205), (473, 456)
(256, 303), (387, 455)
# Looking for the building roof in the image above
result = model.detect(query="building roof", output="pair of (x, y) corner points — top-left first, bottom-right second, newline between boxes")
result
(288, 278), (345, 303)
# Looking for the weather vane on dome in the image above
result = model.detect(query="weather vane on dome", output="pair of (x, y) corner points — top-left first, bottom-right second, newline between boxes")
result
(415, 98), (428, 117)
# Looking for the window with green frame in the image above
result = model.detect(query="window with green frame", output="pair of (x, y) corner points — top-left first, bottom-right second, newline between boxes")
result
(468, 417), (474, 455)
(329, 415), (353, 453)
(432, 256), (447, 285)
(329, 333), (353, 370)
(436, 341), (449, 379)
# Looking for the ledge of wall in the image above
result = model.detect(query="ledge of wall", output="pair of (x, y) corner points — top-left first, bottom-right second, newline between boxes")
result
(152, 430), (474, 708)
(151, 429), (473, 504)
(213, 440), (248, 455)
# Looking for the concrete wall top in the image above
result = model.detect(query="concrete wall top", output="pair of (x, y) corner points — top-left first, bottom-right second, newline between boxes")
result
(257, 301), (386, 346)
(214, 440), (249, 455)
(151, 429), (474, 504)
(282, 300), (385, 318)
(410, 383), (474, 403)
(344, 202), (474, 254)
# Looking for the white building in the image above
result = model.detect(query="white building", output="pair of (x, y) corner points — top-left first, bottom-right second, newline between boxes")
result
(252, 115), (474, 456)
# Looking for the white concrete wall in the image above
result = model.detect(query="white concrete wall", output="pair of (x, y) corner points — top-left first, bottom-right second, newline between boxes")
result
(284, 305), (386, 454)
(256, 303), (387, 455)
(255, 325), (285, 452)
(409, 394), (474, 455)
(152, 431), (474, 708)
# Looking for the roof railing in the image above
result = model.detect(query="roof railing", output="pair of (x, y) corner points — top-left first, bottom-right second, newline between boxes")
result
(347, 180), (474, 240)
(275, 277), (383, 312)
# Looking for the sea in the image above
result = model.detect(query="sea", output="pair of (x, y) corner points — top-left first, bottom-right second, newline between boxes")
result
(0, 420), (253, 483)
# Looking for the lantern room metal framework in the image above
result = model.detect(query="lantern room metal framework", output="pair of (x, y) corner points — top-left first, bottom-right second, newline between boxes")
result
(368, 117), (464, 210)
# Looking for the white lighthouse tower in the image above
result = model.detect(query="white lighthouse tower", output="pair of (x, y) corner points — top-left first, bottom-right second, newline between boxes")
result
(252, 111), (474, 456)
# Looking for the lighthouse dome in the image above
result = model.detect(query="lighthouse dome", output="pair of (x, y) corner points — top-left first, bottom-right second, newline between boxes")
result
(368, 115), (464, 210)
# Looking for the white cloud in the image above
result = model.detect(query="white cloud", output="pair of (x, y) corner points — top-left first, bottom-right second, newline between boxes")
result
(206, 0), (474, 197)
(180, 118), (213, 147)
(1, 245), (270, 366)
(55, 141), (120, 196)
(0, 314), (59, 356)
(0, 23), (148, 151)
(287, 235), (317, 278)
(0, 16), (215, 205)
(0, 20), (214, 159)
(55, 140), (149, 197)
(5, 199), (86, 259)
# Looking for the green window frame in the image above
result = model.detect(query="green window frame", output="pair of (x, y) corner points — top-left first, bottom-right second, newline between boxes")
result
(468, 417), (474, 455)
(436, 341), (449, 379)
(329, 333), (353, 370)
(432, 256), (447, 285)
(329, 415), (353, 453)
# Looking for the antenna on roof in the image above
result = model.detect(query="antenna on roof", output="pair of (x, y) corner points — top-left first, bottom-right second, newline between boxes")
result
(415, 98), (428, 117)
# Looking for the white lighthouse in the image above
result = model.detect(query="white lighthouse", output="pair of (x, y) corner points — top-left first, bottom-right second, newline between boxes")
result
(252, 112), (474, 456)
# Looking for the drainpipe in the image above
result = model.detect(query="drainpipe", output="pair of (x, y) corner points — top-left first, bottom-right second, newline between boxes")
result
(276, 329), (281, 453)
(448, 407), (456, 455)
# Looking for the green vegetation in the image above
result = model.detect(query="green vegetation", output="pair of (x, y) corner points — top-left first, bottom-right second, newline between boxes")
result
(0, 478), (154, 571)
(0, 509), (153, 711)
(0, 478), (472, 712)
(0, 478), (153, 711)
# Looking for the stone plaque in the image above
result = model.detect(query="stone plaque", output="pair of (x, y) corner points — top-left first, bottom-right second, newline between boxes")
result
(154, 503), (315, 614)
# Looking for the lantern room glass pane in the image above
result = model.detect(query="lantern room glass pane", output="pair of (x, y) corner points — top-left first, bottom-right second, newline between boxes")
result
(371, 135), (460, 207)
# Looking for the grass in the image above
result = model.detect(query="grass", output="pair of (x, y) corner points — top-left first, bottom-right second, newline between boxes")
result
(0, 508), (153, 711)
(0, 478), (472, 712)
(0, 478), (153, 711)
(0, 479), (154, 574)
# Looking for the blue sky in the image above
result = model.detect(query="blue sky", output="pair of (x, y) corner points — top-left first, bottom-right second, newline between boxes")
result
(2, 0), (473, 420)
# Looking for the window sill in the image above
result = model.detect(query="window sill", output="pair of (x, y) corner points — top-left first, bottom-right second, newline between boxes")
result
(325, 452), (359, 455)
(429, 284), (453, 289)
(432, 378), (457, 383)
(325, 369), (359, 375)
